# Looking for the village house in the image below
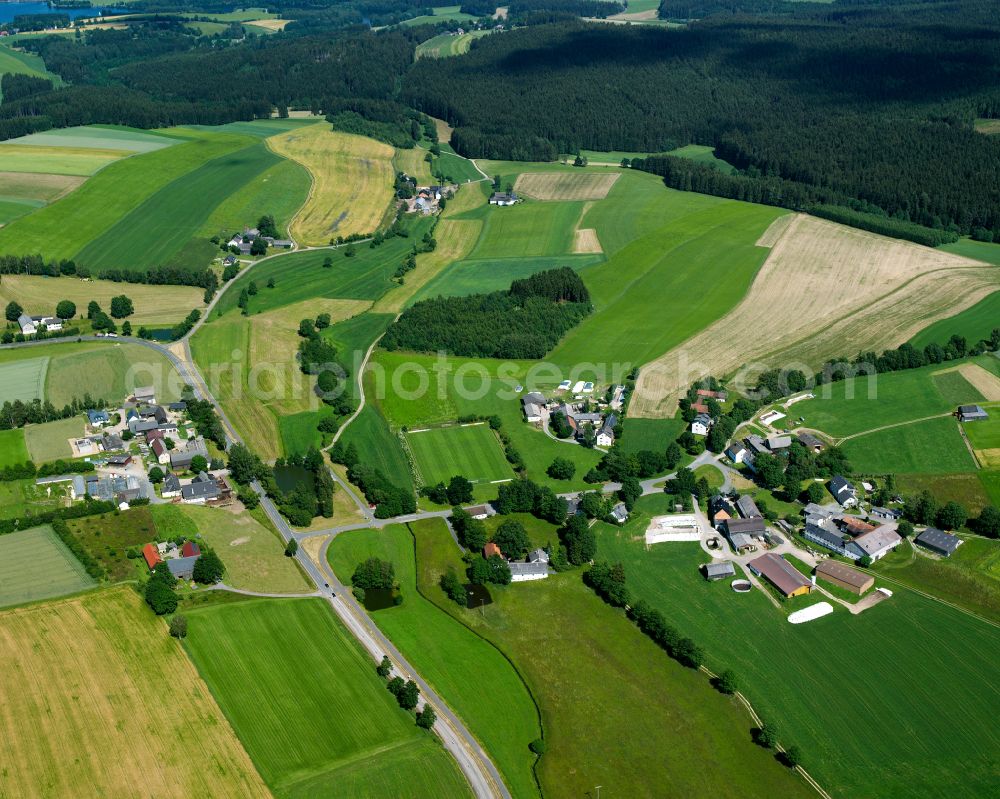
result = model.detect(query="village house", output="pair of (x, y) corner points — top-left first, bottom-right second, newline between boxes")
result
(610, 502), (629, 524)
(181, 471), (221, 504)
(161, 472), (182, 498)
(748, 553), (812, 598)
(710, 496), (735, 526)
(596, 413), (617, 447)
(467, 504), (492, 520)
(521, 391), (546, 422)
(167, 555), (200, 580)
(142, 543), (161, 571)
(510, 546), (550, 583)
(150, 438), (170, 465)
(17, 314), (62, 336)
(828, 475), (858, 507)
(102, 432), (124, 451)
(484, 542), (502, 559)
(690, 413), (713, 436)
(489, 191), (518, 206)
(725, 442), (748, 464)
(170, 438), (209, 470)
(86, 409), (110, 427)
(915, 527), (963, 557)
(803, 517), (857, 559)
(133, 386), (156, 404)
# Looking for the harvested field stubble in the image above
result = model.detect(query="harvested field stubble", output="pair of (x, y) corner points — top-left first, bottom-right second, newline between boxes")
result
(631, 214), (1000, 417)
(514, 171), (620, 200)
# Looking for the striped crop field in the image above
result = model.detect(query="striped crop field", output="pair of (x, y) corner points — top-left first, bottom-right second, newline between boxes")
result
(406, 422), (513, 486)
(0, 525), (94, 608)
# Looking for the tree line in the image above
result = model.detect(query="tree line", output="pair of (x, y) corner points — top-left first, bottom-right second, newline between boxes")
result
(381, 268), (592, 359)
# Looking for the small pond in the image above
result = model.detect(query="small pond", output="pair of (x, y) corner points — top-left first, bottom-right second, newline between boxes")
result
(362, 588), (398, 611)
(273, 464), (313, 493)
(465, 583), (493, 608)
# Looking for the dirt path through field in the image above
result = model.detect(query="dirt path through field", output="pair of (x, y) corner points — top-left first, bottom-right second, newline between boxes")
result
(631, 214), (1000, 417)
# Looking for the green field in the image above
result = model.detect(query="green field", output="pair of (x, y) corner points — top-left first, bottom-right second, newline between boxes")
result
(183, 598), (473, 798)
(398, 5), (478, 26)
(410, 254), (604, 304)
(75, 141), (282, 272)
(0, 355), (48, 403)
(433, 143), (487, 183)
(965, 414), (1000, 450)
(328, 522), (541, 799)
(23, 415), (82, 463)
(791, 357), (999, 438)
(0, 42), (58, 95)
(470, 200), (581, 258)
(9, 125), (176, 153)
(939, 237), (1000, 265)
(895, 472), (992, 512)
(0, 525), (95, 607)
(911, 289), (1000, 349)
(380, 517), (813, 798)
(406, 423), (513, 485)
(0, 128), (251, 261)
(0, 427), (29, 468)
(841, 416), (977, 474)
(0, 477), (62, 519)
(416, 30), (492, 58)
(618, 416), (685, 454)
(597, 497), (1000, 799)
(339, 402), (415, 491)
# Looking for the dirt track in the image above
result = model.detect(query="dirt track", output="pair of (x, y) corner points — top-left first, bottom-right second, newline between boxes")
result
(631, 213), (1000, 417)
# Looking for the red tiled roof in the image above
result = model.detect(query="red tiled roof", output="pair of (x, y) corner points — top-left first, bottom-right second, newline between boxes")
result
(142, 543), (161, 571)
(484, 542), (502, 559)
(181, 541), (201, 558)
(691, 402), (709, 413)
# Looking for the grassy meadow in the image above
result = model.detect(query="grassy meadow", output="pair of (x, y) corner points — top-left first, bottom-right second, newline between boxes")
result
(0, 525), (95, 607)
(841, 415), (976, 473)
(183, 597), (472, 798)
(328, 522), (542, 799)
(415, 30), (492, 58)
(0, 587), (270, 799)
(596, 497), (1000, 799)
(0, 427), (29, 467)
(384, 517), (814, 799)
(0, 354), (48, 403)
(406, 422), (513, 485)
(910, 289), (1000, 349)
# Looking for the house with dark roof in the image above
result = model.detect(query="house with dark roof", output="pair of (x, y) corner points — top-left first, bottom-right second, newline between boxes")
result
(958, 404), (989, 422)
(766, 435), (792, 451)
(828, 475), (858, 507)
(167, 401), (187, 412)
(797, 432), (825, 452)
(161, 472), (181, 498)
(610, 502), (629, 524)
(748, 553), (812, 597)
(181, 472), (220, 504)
(804, 518), (857, 559)
(521, 392), (546, 422)
(870, 506), (901, 521)
(596, 413), (617, 447)
(690, 413), (713, 436)
(106, 454), (132, 467)
(87, 409), (110, 427)
(170, 439), (208, 469)
(167, 556), (200, 580)
(489, 192), (518, 206)
(725, 442), (748, 464)
(704, 561), (736, 581)
(736, 495), (761, 519)
(915, 527), (963, 557)
(102, 432), (124, 451)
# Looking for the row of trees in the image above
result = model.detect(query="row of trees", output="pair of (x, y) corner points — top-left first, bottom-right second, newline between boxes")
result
(0, 394), (108, 431)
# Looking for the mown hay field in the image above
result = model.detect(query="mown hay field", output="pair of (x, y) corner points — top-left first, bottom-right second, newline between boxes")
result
(9, 125), (177, 153)
(269, 125), (395, 245)
(0, 171), (84, 203)
(0, 427), (28, 468)
(43, 343), (184, 407)
(183, 598), (472, 799)
(631, 213), (1000, 417)
(841, 416), (976, 474)
(470, 199), (582, 258)
(0, 355), (48, 403)
(328, 522), (541, 799)
(406, 422), (513, 485)
(0, 274), (205, 326)
(597, 504), (1000, 799)
(0, 144), (129, 176)
(0, 525), (94, 607)
(393, 145), (434, 183)
(513, 171), (620, 200)
(23, 415), (82, 463)
(0, 587), (271, 799)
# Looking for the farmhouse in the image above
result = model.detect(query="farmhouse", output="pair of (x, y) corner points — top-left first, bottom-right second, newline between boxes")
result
(736, 495), (761, 519)
(142, 542), (161, 571)
(829, 475), (858, 507)
(17, 314), (62, 335)
(86, 409), (110, 427)
(851, 525), (902, 562)
(691, 413), (713, 436)
(129, 418), (158, 435)
(596, 414), (617, 447)
(724, 517), (766, 551)
(725, 442), (748, 464)
(150, 438), (170, 465)
(696, 388), (727, 401)
(803, 503), (833, 519)
(815, 560), (873, 595)
(804, 518), (857, 559)
(840, 516), (878, 536)
(915, 527), (963, 557)
(222, 255), (238, 268)
(509, 561), (549, 582)
(181, 472), (221, 504)
(102, 432), (124, 451)
(610, 503), (629, 524)
(747, 553), (812, 598)
(161, 472), (182, 498)
(170, 439), (209, 470)
(958, 404), (989, 422)
(703, 561), (736, 581)
(182, 540), (201, 558)
(489, 191), (518, 206)
(797, 432), (825, 452)
(138, 405), (168, 423)
(167, 555), (200, 581)
(529, 548), (549, 565)
(467, 504), (492, 520)
(521, 391), (546, 422)
(710, 496), (735, 525)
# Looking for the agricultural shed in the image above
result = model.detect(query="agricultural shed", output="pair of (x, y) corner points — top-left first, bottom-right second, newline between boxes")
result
(851, 526), (902, 561)
(142, 543), (161, 571)
(915, 527), (963, 557)
(509, 562), (548, 582)
(815, 560), (873, 595)
(747, 553), (812, 598)
(704, 561), (736, 581)
(167, 555), (199, 580)
(797, 432), (825, 451)
(958, 404), (989, 422)
(736, 495), (761, 519)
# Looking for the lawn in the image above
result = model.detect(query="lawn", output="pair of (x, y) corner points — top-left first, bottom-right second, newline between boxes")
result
(597, 503), (1000, 799)
(0, 427), (28, 467)
(618, 416), (685, 454)
(183, 598), (472, 798)
(268, 125), (396, 245)
(328, 522), (541, 799)
(0, 586), (269, 799)
(23, 415), (82, 463)
(470, 200), (582, 258)
(0, 525), (95, 607)
(399, 518), (813, 799)
(910, 289), (1000, 349)
(841, 416), (976, 474)
(167, 504), (312, 594)
(0, 274), (206, 327)
(0, 128), (253, 261)
(791, 357), (997, 438)
(406, 423), (513, 486)
(0, 355), (47, 403)
(75, 140), (281, 272)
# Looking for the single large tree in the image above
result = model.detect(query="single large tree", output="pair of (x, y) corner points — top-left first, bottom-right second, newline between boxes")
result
(5, 300), (22, 322)
(193, 550), (224, 584)
(110, 295), (134, 319)
(55, 300), (76, 320)
(446, 475), (473, 505)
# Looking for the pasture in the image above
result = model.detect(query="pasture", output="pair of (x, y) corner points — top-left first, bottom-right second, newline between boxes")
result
(0, 128), (254, 262)
(183, 598), (472, 798)
(0, 525), (94, 607)
(394, 145), (434, 183)
(596, 509), (1000, 799)
(0, 171), (84, 204)
(841, 416), (976, 474)
(23, 415), (80, 463)
(0, 41), (56, 92)
(0, 587), (269, 799)
(339, 402), (415, 492)
(0, 144), (128, 176)
(43, 343), (183, 407)
(328, 521), (541, 799)
(416, 30), (492, 58)
(470, 200), (582, 258)
(0, 355), (47, 403)
(631, 213), (1000, 417)
(895, 472), (992, 512)
(406, 423), (513, 486)
(402, 518), (813, 799)
(965, 413), (1000, 468)
(153, 504), (312, 594)
(0, 274), (205, 327)
(911, 290), (1000, 349)
(0, 427), (28, 468)
(434, 144), (485, 183)
(268, 125), (395, 245)
(75, 141), (281, 272)
(9, 125), (176, 153)
(513, 171), (620, 201)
